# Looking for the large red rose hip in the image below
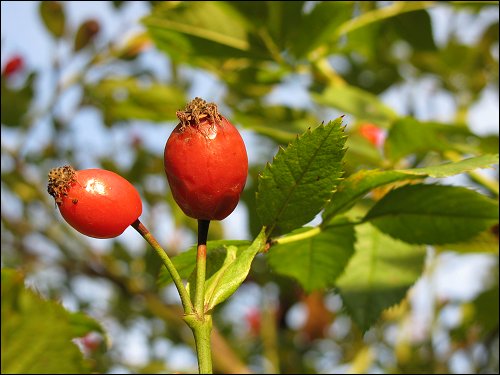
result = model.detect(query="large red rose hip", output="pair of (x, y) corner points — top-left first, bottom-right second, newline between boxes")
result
(164, 98), (248, 221)
(47, 166), (142, 238)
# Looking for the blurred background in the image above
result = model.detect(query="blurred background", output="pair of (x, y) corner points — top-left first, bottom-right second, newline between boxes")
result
(1, 1), (498, 373)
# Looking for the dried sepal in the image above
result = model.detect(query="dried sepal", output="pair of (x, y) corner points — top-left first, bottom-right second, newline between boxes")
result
(47, 165), (77, 205)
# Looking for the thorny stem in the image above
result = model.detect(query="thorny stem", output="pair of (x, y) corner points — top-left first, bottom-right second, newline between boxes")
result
(131, 219), (193, 315)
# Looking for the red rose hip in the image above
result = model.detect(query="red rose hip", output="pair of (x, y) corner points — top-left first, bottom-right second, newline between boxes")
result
(164, 98), (248, 221)
(47, 166), (142, 238)
(2, 55), (24, 77)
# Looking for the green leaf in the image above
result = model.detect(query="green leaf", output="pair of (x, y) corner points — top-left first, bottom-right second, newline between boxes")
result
(384, 117), (490, 161)
(157, 240), (251, 288)
(229, 1), (306, 52)
(143, 1), (268, 66)
(399, 153), (499, 178)
(256, 118), (347, 236)
(267, 224), (356, 293)
(1, 73), (35, 127)
(470, 283), (499, 336)
(233, 105), (319, 145)
(385, 117), (450, 160)
(323, 154), (499, 221)
(39, 1), (66, 38)
(202, 228), (267, 312)
(435, 226), (499, 254)
(390, 9), (436, 51)
(1, 268), (104, 374)
(312, 85), (398, 127)
(84, 78), (186, 125)
(364, 184), (499, 245)
(288, 2), (354, 58)
(323, 170), (420, 221)
(336, 223), (426, 331)
(73, 19), (100, 52)
(345, 132), (385, 169)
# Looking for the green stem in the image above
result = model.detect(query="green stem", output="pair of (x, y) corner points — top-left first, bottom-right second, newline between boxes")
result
(184, 314), (213, 374)
(273, 227), (321, 245)
(274, 221), (363, 246)
(186, 219), (213, 374)
(131, 219), (193, 315)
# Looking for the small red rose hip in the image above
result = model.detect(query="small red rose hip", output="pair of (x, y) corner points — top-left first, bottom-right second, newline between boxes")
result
(164, 98), (248, 221)
(47, 165), (142, 239)
(2, 55), (24, 77)
(359, 123), (385, 147)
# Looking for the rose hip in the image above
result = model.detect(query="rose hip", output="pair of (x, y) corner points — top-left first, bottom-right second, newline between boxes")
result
(164, 98), (248, 221)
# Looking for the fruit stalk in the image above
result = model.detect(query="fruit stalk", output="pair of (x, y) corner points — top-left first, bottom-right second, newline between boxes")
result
(195, 219), (210, 316)
(191, 218), (213, 374)
(131, 219), (193, 315)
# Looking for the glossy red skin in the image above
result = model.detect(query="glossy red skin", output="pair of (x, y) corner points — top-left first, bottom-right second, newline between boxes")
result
(58, 169), (142, 239)
(164, 116), (248, 220)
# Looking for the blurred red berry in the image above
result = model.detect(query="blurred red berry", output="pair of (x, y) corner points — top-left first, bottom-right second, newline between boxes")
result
(359, 123), (385, 147)
(2, 55), (24, 77)
(245, 308), (261, 337)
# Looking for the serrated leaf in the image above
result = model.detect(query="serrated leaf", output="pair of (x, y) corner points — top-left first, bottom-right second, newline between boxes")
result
(323, 154), (499, 221)
(201, 228), (267, 312)
(1, 268), (104, 374)
(157, 240), (251, 288)
(84, 78), (186, 125)
(267, 224), (356, 293)
(312, 85), (398, 127)
(256, 118), (347, 236)
(336, 223), (426, 331)
(364, 184), (499, 245)
(39, 1), (66, 38)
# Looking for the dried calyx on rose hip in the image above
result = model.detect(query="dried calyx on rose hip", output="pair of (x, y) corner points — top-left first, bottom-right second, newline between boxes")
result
(164, 97), (248, 221)
(47, 165), (142, 239)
